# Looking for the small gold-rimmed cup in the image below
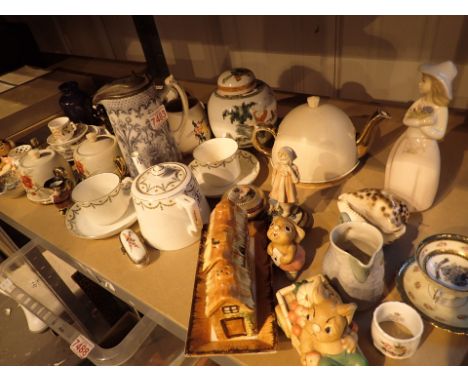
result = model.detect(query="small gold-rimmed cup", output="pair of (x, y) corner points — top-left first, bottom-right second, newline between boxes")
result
(71, 173), (131, 226)
(192, 137), (240, 187)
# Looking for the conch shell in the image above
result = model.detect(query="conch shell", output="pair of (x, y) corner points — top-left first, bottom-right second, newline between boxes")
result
(337, 188), (409, 244)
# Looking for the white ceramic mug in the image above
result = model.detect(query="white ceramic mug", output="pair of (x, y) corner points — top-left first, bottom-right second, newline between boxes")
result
(191, 138), (240, 187)
(48, 117), (75, 143)
(371, 301), (424, 359)
(72, 173), (131, 226)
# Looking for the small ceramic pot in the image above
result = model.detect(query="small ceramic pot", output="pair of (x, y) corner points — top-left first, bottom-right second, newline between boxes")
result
(371, 301), (424, 359)
(207, 68), (277, 148)
(18, 148), (74, 204)
(73, 132), (125, 178)
(131, 162), (210, 251)
(72, 173), (132, 226)
(191, 138), (240, 188)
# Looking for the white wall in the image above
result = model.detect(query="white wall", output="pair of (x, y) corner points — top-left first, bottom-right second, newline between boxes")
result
(11, 15), (468, 109)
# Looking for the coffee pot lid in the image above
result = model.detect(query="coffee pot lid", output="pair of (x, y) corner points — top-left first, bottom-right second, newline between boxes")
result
(133, 162), (190, 201)
(216, 68), (256, 96)
(77, 133), (114, 156)
(93, 73), (152, 103)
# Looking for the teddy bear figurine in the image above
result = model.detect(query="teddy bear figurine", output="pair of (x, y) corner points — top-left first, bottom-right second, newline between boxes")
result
(275, 275), (368, 366)
(267, 215), (306, 280)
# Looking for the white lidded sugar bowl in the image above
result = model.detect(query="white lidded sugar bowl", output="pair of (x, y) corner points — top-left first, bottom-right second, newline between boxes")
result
(207, 68), (277, 148)
(18, 148), (74, 204)
(131, 160), (210, 251)
(73, 132), (125, 178)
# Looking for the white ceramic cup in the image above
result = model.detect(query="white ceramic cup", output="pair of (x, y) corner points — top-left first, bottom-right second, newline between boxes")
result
(71, 173), (131, 226)
(48, 117), (75, 143)
(192, 137), (240, 187)
(371, 301), (424, 359)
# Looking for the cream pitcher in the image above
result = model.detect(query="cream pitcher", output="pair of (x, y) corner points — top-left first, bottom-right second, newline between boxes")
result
(322, 221), (385, 310)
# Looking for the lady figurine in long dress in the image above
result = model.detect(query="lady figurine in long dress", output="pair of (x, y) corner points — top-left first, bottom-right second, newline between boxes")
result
(384, 61), (457, 212)
(270, 146), (300, 218)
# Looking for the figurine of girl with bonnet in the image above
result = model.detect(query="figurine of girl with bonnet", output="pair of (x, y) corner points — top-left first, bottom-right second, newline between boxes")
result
(385, 61), (457, 212)
(270, 146), (307, 224)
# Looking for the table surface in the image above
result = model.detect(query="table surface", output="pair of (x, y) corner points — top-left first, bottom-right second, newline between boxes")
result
(0, 84), (467, 366)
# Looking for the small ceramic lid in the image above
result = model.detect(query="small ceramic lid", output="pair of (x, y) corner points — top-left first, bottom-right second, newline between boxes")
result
(76, 133), (115, 156)
(223, 184), (266, 219)
(20, 148), (55, 168)
(216, 68), (256, 96)
(132, 162), (191, 201)
(93, 73), (152, 103)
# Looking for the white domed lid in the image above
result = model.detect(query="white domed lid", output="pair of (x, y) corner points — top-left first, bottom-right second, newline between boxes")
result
(216, 68), (256, 96)
(77, 133), (115, 156)
(132, 162), (190, 201)
(274, 96), (358, 183)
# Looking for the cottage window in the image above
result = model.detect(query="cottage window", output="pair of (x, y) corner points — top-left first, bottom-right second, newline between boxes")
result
(222, 305), (239, 314)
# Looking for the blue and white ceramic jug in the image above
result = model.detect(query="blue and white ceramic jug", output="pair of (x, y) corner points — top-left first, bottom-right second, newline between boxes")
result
(93, 73), (182, 177)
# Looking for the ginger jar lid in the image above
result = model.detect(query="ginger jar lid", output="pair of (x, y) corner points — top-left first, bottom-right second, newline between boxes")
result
(132, 162), (191, 201)
(76, 133), (115, 156)
(216, 68), (256, 96)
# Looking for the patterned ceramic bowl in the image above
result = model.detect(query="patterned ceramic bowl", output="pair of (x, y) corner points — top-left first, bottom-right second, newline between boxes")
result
(416, 233), (468, 296)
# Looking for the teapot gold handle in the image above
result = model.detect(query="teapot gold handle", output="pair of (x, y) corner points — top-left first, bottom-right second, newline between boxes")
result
(114, 156), (127, 179)
(251, 124), (277, 157)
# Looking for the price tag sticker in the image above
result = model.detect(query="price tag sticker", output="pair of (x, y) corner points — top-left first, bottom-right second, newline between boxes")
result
(149, 104), (168, 130)
(0, 278), (14, 294)
(70, 335), (95, 359)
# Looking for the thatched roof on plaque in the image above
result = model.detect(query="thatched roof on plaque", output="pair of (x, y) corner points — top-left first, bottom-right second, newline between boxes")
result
(203, 200), (255, 317)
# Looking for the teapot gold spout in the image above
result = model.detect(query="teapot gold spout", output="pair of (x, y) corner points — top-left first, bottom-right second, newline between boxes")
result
(356, 109), (391, 158)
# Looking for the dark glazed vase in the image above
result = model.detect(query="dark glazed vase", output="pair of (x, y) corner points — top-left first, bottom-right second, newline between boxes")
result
(58, 81), (101, 125)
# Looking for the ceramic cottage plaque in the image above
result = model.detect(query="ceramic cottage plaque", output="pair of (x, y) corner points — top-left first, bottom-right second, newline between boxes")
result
(186, 199), (277, 355)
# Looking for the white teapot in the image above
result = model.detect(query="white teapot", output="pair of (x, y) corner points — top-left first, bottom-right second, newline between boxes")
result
(130, 154), (210, 251)
(252, 96), (390, 184)
(207, 68), (277, 148)
(73, 132), (125, 178)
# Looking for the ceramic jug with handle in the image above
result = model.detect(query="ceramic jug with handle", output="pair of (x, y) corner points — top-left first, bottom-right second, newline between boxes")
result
(130, 152), (210, 251)
(93, 73), (182, 177)
(322, 221), (385, 310)
(164, 75), (211, 154)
